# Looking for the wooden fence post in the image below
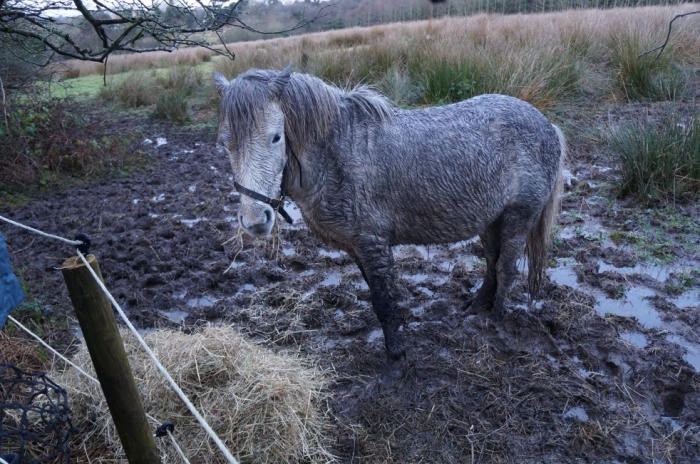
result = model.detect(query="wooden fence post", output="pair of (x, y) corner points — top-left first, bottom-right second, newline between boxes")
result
(61, 254), (159, 464)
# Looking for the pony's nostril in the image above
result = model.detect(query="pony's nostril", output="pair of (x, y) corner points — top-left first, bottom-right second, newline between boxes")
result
(264, 209), (273, 224)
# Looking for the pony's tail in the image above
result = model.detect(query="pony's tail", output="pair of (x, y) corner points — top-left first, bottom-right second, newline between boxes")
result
(526, 124), (566, 302)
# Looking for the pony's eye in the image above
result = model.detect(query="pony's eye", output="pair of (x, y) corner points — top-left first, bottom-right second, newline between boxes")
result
(272, 134), (281, 144)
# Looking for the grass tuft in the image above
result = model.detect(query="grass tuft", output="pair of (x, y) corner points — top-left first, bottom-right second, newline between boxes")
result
(609, 32), (686, 102)
(150, 90), (190, 123)
(157, 66), (202, 94)
(609, 106), (700, 202)
(410, 41), (586, 111)
(98, 71), (155, 108)
(376, 67), (418, 106)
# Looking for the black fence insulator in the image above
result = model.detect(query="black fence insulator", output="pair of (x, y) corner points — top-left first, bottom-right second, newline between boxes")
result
(74, 233), (91, 255)
(154, 421), (175, 438)
(0, 364), (77, 464)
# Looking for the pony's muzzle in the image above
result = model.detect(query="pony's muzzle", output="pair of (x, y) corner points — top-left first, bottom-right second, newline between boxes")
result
(238, 204), (275, 237)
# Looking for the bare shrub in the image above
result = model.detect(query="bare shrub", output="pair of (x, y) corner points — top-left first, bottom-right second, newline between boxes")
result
(0, 98), (145, 192)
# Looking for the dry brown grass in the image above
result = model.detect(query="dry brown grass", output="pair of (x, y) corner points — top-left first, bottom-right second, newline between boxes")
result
(0, 329), (49, 373)
(58, 6), (700, 112)
(60, 5), (700, 80)
(54, 326), (336, 463)
(211, 5), (700, 109)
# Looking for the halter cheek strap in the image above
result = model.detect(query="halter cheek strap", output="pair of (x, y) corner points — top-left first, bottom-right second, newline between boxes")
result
(234, 164), (294, 224)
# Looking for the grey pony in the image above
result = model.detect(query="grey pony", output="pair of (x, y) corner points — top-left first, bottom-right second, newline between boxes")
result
(214, 64), (565, 381)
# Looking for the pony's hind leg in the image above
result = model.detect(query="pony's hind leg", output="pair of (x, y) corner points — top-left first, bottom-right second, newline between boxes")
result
(350, 253), (369, 285)
(491, 206), (537, 320)
(472, 220), (501, 312)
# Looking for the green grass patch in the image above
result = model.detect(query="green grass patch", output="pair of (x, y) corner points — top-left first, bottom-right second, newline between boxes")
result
(98, 71), (156, 108)
(620, 230), (675, 262)
(93, 64), (215, 122)
(42, 74), (107, 100)
(610, 228), (675, 263)
(157, 66), (203, 93)
(408, 42), (587, 111)
(412, 57), (482, 104)
(664, 269), (700, 295)
(610, 206), (700, 263)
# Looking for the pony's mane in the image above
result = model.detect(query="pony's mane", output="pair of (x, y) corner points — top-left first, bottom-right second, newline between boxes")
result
(220, 68), (395, 156)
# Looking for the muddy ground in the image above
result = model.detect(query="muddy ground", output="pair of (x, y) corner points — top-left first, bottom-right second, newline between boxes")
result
(2, 105), (700, 463)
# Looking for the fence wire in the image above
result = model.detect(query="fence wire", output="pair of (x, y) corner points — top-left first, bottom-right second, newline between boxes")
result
(0, 214), (235, 463)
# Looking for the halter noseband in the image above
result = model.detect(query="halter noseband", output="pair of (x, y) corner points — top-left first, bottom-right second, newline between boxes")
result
(234, 163), (294, 225)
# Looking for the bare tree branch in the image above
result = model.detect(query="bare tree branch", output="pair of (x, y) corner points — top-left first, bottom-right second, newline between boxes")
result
(639, 10), (700, 60)
(0, 0), (335, 65)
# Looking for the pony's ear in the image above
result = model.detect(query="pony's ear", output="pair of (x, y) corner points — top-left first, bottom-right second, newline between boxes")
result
(269, 62), (292, 96)
(214, 72), (228, 97)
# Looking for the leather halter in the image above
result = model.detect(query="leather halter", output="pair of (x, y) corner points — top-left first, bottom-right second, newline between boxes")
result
(233, 159), (294, 225)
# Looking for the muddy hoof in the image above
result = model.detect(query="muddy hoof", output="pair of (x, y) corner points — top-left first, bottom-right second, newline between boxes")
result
(489, 310), (504, 322)
(488, 306), (505, 322)
(470, 297), (494, 313)
(379, 357), (405, 383)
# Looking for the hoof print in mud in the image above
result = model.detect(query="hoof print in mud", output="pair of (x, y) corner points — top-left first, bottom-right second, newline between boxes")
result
(601, 279), (626, 299)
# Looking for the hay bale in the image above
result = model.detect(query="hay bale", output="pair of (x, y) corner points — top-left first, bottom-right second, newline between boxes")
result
(0, 330), (49, 373)
(54, 326), (335, 463)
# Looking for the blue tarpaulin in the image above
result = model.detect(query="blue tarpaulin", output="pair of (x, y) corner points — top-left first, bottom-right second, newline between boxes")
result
(0, 232), (25, 329)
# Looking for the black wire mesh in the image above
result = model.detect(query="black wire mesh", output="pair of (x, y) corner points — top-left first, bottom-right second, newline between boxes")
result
(0, 364), (76, 464)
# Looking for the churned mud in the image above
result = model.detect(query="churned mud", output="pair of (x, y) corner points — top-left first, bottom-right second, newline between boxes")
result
(2, 111), (699, 463)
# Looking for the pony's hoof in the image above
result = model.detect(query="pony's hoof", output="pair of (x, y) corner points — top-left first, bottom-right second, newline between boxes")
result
(379, 368), (403, 384)
(470, 297), (493, 314)
(379, 357), (405, 383)
(488, 306), (505, 322)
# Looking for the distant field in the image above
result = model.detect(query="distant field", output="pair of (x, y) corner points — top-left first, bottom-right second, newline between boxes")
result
(45, 74), (108, 100)
(58, 4), (700, 114)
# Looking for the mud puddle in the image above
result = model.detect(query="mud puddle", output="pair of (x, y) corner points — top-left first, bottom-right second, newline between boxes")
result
(551, 232), (700, 374)
(550, 259), (662, 327)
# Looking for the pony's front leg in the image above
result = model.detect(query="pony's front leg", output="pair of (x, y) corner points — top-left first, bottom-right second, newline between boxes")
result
(353, 239), (406, 382)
